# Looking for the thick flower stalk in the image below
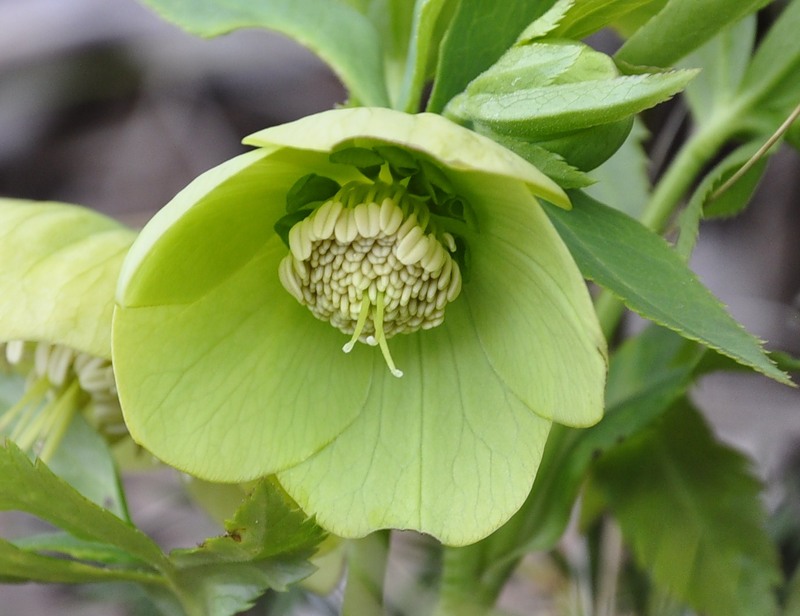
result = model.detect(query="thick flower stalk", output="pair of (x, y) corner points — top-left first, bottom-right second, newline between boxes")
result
(0, 200), (135, 459)
(113, 108), (607, 545)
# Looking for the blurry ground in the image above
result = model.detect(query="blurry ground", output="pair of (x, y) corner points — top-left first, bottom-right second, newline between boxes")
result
(1, 0), (799, 614)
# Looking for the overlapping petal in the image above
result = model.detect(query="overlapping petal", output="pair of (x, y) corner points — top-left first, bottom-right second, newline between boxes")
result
(0, 200), (135, 357)
(112, 109), (607, 543)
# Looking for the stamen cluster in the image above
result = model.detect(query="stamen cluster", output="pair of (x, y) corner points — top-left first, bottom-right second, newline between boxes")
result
(277, 183), (462, 377)
(1, 340), (124, 458)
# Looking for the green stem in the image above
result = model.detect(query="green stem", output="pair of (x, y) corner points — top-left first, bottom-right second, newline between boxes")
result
(640, 119), (732, 233)
(341, 532), (390, 616)
(432, 545), (496, 616)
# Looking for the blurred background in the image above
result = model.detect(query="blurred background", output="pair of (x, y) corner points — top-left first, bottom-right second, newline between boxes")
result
(1, 0), (799, 614)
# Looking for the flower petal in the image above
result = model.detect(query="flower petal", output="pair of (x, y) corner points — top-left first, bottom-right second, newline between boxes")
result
(113, 151), (370, 480)
(243, 108), (570, 209)
(455, 172), (607, 427)
(0, 200), (135, 358)
(277, 298), (552, 546)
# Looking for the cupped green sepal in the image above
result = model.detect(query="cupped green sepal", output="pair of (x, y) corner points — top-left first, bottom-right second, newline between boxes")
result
(0, 200), (135, 359)
(244, 108), (571, 209)
(113, 108), (606, 543)
(0, 200), (134, 457)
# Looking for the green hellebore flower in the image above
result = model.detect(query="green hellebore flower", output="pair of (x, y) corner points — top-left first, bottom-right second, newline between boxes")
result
(112, 108), (607, 545)
(0, 199), (136, 458)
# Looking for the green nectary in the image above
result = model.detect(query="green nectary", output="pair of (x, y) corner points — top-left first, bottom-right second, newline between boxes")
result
(112, 108), (607, 546)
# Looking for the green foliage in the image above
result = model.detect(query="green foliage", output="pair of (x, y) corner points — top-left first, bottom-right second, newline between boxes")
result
(0, 438), (325, 615)
(445, 34), (694, 171)
(138, 0), (390, 106)
(594, 401), (781, 616)
(167, 479), (326, 615)
(442, 25), (696, 171)
(544, 191), (788, 384)
(738, 0), (800, 123)
(549, 0), (656, 40)
(426, 0), (553, 112)
(616, 0), (772, 68)
(394, 0), (454, 111)
(46, 414), (130, 520)
(434, 326), (705, 606)
(681, 15), (756, 129)
(676, 141), (767, 259)
(0, 440), (166, 569)
(447, 69), (695, 139)
(584, 119), (651, 219)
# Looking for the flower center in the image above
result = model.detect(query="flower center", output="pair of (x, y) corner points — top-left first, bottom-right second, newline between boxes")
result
(0, 340), (123, 460)
(277, 182), (462, 377)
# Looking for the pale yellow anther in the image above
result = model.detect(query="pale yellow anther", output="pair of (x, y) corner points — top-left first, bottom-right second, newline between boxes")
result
(396, 211), (418, 240)
(380, 197), (403, 235)
(442, 232), (456, 252)
(289, 223), (306, 262)
(278, 256), (304, 302)
(396, 227), (429, 265)
(353, 203), (372, 238)
(334, 210), (358, 243)
(366, 202), (382, 237)
(5, 340), (25, 364)
(422, 241), (445, 272)
(1, 339), (124, 459)
(47, 345), (74, 387)
(314, 200), (343, 239)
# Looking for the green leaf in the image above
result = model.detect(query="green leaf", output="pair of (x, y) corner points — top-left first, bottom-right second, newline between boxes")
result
(585, 118), (651, 218)
(0, 440), (167, 571)
(477, 130), (595, 189)
(549, 0), (656, 40)
(516, 0), (575, 43)
(521, 326), (702, 552)
(0, 537), (161, 585)
(544, 191), (790, 384)
(360, 0), (416, 106)
(447, 70), (696, 138)
(285, 174), (341, 214)
(465, 42), (585, 94)
(739, 0), (800, 113)
(681, 15), (756, 129)
(616, 0), (771, 68)
(426, 0), (553, 112)
(0, 200), (135, 359)
(172, 478), (326, 566)
(139, 0), (389, 106)
(594, 401), (781, 616)
(168, 478), (325, 615)
(439, 325), (703, 591)
(46, 414), (130, 520)
(397, 0), (454, 112)
(676, 141), (767, 260)
(12, 532), (143, 567)
(611, 0), (667, 36)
